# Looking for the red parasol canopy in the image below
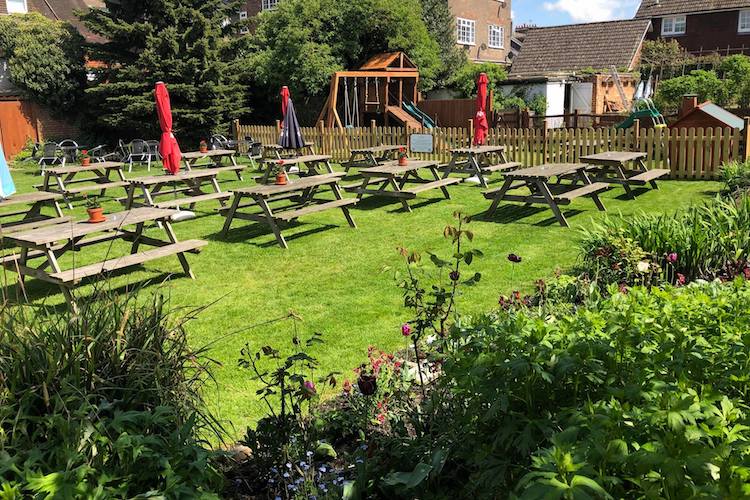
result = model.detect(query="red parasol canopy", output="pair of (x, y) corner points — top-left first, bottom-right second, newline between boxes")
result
(281, 86), (290, 118)
(155, 82), (181, 174)
(473, 73), (489, 146)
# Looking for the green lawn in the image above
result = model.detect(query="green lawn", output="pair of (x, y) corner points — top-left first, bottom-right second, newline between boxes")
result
(4, 161), (720, 437)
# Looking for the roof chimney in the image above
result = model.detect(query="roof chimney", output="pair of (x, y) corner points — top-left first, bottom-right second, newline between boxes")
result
(681, 94), (698, 117)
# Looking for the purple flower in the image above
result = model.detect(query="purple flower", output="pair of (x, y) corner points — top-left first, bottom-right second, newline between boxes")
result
(401, 323), (412, 337)
(303, 380), (316, 398)
(667, 252), (678, 264)
(508, 253), (522, 263)
(449, 270), (460, 281)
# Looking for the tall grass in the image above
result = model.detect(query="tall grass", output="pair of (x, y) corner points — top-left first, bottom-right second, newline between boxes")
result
(721, 160), (750, 197)
(0, 290), (224, 497)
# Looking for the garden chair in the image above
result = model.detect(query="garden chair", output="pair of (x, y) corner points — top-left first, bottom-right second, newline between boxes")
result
(88, 145), (119, 163)
(146, 140), (161, 161)
(37, 142), (65, 172)
(58, 139), (79, 164)
(122, 139), (155, 172)
(211, 134), (235, 149)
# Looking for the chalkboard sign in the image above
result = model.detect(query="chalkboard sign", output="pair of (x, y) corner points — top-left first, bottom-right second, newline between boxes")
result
(410, 134), (434, 153)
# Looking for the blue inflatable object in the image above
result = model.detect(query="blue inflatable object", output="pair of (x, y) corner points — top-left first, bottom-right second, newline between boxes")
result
(0, 142), (16, 198)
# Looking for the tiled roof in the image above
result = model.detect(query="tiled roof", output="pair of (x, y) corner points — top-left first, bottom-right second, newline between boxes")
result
(28, 0), (104, 42)
(636, 0), (750, 17)
(509, 19), (651, 77)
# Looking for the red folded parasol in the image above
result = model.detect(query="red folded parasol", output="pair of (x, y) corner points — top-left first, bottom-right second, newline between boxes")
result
(155, 82), (181, 174)
(281, 86), (290, 119)
(473, 73), (489, 146)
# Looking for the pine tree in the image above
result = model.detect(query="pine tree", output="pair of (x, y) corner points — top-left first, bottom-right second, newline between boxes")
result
(420, 0), (466, 89)
(81, 0), (248, 143)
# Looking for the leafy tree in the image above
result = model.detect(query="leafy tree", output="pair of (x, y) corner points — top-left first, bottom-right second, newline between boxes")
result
(654, 70), (729, 113)
(420, 0), (466, 88)
(242, 0), (441, 123)
(0, 13), (85, 111)
(719, 55), (750, 107)
(81, 0), (248, 143)
(640, 39), (693, 80)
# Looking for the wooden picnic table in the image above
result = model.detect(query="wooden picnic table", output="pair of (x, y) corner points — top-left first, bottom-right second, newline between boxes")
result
(40, 162), (128, 209)
(181, 149), (244, 180)
(483, 163), (610, 228)
(220, 172), (357, 249)
(0, 192), (66, 235)
(124, 170), (230, 211)
(579, 151), (670, 198)
(262, 142), (316, 160)
(352, 160), (460, 212)
(0, 207), (207, 311)
(345, 144), (407, 171)
(443, 145), (521, 187)
(259, 154), (335, 184)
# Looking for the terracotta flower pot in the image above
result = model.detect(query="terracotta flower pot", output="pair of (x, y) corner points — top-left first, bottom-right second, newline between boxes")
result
(199, 147), (208, 153)
(398, 156), (408, 166)
(275, 171), (288, 185)
(87, 207), (106, 223)
(81, 157), (91, 166)
(357, 374), (377, 396)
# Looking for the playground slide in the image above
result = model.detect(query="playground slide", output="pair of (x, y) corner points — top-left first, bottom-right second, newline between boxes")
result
(402, 100), (436, 129)
(386, 105), (423, 130)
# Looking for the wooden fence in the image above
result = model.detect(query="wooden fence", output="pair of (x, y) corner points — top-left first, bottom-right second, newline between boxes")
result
(235, 121), (748, 180)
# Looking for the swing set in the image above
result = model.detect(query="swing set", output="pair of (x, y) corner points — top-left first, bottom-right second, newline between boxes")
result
(318, 52), (422, 130)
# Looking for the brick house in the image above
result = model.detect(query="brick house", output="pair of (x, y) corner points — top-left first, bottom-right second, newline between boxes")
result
(636, 0), (750, 56)
(237, 0), (513, 64)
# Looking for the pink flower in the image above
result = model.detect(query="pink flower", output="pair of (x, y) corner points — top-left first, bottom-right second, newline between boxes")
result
(743, 267), (750, 280)
(618, 283), (629, 295)
(667, 253), (678, 264)
(302, 380), (316, 398)
(376, 413), (386, 425)
(677, 273), (686, 286)
(401, 323), (412, 337)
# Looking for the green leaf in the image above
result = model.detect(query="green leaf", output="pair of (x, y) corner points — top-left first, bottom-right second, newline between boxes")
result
(382, 462), (433, 489)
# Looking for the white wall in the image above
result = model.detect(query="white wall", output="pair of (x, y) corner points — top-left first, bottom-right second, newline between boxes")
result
(569, 82), (593, 114)
(545, 82), (566, 128)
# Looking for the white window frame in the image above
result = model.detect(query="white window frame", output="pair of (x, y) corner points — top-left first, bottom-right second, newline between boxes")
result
(239, 11), (248, 19)
(6, 0), (28, 14)
(488, 24), (504, 49)
(661, 15), (686, 36)
(456, 18), (476, 46)
(261, 0), (279, 11)
(739, 10), (750, 33)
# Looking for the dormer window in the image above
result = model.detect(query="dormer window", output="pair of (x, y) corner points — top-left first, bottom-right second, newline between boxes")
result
(662, 15), (686, 36)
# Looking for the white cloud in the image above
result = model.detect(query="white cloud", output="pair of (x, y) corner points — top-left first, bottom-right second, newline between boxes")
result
(542, 0), (638, 23)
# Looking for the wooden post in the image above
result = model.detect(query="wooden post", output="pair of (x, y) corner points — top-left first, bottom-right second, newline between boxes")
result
(371, 119), (377, 147)
(572, 110), (579, 129)
(542, 124), (548, 163)
(276, 120), (281, 132)
(468, 119), (474, 146)
(743, 117), (750, 161)
(318, 121), (326, 155)
(633, 119), (641, 151)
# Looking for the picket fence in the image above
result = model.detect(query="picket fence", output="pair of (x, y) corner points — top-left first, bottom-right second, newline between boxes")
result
(234, 122), (747, 180)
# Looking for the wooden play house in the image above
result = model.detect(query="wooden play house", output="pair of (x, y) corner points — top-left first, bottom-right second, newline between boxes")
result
(318, 52), (433, 130)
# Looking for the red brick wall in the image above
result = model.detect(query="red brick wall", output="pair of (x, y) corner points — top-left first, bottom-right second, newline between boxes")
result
(647, 10), (750, 56)
(449, 0), (512, 64)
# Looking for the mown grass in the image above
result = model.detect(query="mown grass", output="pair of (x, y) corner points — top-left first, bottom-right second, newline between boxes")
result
(2, 160), (720, 437)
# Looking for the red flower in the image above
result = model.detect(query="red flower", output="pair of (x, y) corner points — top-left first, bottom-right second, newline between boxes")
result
(401, 323), (412, 337)
(677, 273), (686, 286)
(277, 159), (285, 165)
(302, 380), (316, 399)
(667, 253), (678, 264)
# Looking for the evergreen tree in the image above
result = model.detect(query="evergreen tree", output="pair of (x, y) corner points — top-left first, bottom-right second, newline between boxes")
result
(420, 0), (466, 89)
(81, 0), (248, 143)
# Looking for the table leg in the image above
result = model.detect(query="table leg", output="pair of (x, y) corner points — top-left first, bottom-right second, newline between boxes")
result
(486, 177), (514, 217)
(116, 167), (127, 182)
(470, 154), (488, 188)
(256, 196), (288, 249)
(55, 175), (72, 209)
(52, 199), (64, 218)
(330, 182), (356, 228)
(44, 245), (78, 312)
(387, 177), (411, 212)
(429, 167), (451, 199)
(209, 176), (227, 207)
(323, 160), (334, 174)
(221, 192), (243, 237)
(230, 154), (243, 180)
(537, 180), (568, 227)
(442, 154), (458, 179)
(162, 219), (195, 279)
(356, 177), (372, 200)
(577, 169), (606, 212)
(130, 222), (145, 254)
(614, 163), (634, 198)
(344, 152), (356, 174)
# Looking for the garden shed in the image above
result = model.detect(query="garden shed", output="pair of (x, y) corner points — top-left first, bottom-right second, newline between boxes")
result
(671, 95), (746, 131)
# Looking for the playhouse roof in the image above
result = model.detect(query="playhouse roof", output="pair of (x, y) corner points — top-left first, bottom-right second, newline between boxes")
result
(509, 19), (651, 77)
(672, 101), (746, 130)
(359, 52), (417, 71)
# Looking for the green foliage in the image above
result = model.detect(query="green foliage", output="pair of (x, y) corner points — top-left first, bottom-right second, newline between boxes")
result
(242, 0), (441, 122)
(451, 62), (508, 101)
(579, 195), (750, 285)
(0, 13), (85, 111)
(420, 0), (466, 88)
(719, 55), (750, 107)
(654, 70), (730, 112)
(721, 160), (750, 198)
(81, 0), (248, 143)
(0, 291), (223, 497)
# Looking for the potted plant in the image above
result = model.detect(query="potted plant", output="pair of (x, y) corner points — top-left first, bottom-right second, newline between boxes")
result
(398, 146), (408, 166)
(274, 160), (288, 185)
(85, 196), (106, 223)
(80, 149), (91, 166)
(199, 139), (208, 153)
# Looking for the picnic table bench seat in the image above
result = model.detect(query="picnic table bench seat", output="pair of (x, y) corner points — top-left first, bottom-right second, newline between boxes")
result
(61, 180), (130, 195)
(403, 177), (461, 195)
(48, 239), (207, 285)
(481, 162), (522, 173)
(0, 192), (63, 206)
(273, 198), (358, 222)
(553, 182), (611, 203)
(629, 169), (670, 184)
(579, 152), (667, 196)
(155, 192), (231, 209)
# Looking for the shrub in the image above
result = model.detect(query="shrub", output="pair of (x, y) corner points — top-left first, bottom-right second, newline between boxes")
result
(0, 292), (223, 497)
(578, 194), (750, 286)
(721, 160), (750, 198)
(362, 280), (750, 498)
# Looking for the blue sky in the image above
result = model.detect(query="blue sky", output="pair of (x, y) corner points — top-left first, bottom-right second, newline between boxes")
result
(512, 0), (642, 27)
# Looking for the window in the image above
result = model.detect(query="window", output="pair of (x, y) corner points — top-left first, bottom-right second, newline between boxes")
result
(661, 15), (686, 36)
(6, 0), (27, 13)
(239, 11), (248, 19)
(457, 18), (476, 46)
(262, 0), (279, 10)
(739, 10), (750, 33)
(488, 24), (504, 48)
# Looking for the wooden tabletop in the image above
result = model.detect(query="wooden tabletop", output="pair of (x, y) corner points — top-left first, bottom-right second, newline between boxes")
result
(579, 151), (647, 163)
(275, 155), (331, 165)
(351, 145), (406, 154)
(264, 142), (314, 150)
(451, 145), (506, 155)
(5, 207), (177, 246)
(508, 163), (587, 179)
(0, 191), (62, 207)
(182, 149), (235, 159)
(234, 173), (345, 197)
(128, 170), (218, 185)
(46, 162), (125, 175)
(361, 160), (438, 176)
